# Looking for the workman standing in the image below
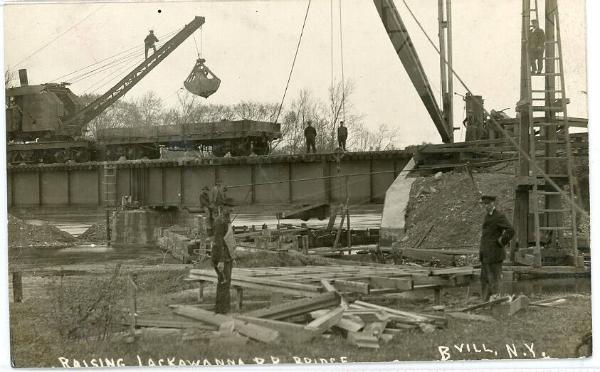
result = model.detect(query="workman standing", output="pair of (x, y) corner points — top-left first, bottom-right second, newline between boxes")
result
(211, 210), (233, 314)
(304, 121), (317, 154)
(337, 121), (348, 151)
(144, 30), (159, 59)
(479, 195), (514, 301)
(529, 20), (545, 75)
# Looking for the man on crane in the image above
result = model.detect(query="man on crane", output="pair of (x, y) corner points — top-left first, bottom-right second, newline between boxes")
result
(529, 20), (545, 75)
(144, 30), (159, 59)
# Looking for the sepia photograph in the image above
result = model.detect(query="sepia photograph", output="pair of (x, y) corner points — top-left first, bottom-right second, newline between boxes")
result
(3, 0), (594, 368)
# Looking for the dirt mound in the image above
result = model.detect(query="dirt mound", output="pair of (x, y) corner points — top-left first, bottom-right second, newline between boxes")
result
(79, 223), (107, 243)
(399, 170), (514, 252)
(8, 215), (77, 248)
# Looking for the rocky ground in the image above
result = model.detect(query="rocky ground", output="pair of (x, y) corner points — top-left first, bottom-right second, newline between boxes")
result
(400, 169), (514, 252)
(8, 215), (77, 248)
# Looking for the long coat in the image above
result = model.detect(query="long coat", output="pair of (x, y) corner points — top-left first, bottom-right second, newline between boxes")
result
(479, 209), (515, 264)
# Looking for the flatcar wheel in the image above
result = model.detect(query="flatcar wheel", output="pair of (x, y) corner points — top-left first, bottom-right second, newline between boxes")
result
(252, 140), (269, 156)
(19, 150), (34, 163)
(54, 149), (70, 163)
(212, 144), (227, 157)
(74, 149), (91, 163)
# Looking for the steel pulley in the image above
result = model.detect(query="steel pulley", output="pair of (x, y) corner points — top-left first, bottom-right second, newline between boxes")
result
(184, 58), (221, 98)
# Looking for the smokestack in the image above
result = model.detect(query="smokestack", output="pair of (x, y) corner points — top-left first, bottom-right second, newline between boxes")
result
(18, 69), (28, 86)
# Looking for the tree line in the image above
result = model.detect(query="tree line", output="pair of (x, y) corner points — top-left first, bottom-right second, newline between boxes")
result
(6, 69), (401, 153)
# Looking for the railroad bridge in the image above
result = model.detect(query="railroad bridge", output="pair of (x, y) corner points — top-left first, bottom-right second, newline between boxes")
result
(7, 132), (589, 211)
(7, 150), (413, 209)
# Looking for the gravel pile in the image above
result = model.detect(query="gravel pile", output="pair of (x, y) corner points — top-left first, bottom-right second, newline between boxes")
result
(8, 215), (77, 248)
(78, 222), (108, 243)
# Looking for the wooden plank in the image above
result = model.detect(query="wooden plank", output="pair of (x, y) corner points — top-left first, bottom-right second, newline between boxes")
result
(332, 279), (370, 295)
(122, 318), (216, 330)
(173, 306), (280, 344)
(243, 292), (339, 320)
(402, 248), (454, 266)
(309, 309), (365, 333)
(457, 296), (511, 312)
(368, 276), (413, 291)
(508, 295), (530, 316)
(305, 306), (345, 332)
(447, 312), (498, 323)
(352, 301), (442, 324)
(362, 321), (388, 338)
(347, 332), (379, 349)
(188, 274), (319, 297)
(429, 267), (475, 276)
(190, 269), (323, 292)
(235, 315), (320, 343)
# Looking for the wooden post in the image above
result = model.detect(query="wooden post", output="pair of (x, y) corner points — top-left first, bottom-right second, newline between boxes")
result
(106, 209), (111, 246)
(12, 272), (23, 303)
(434, 287), (442, 305)
(302, 235), (309, 255)
(345, 176), (351, 255)
(235, 287), (244, 311)
(346, 206), (351, 255)
(198, 281), (205, 303)
(127, 274), (138, 342)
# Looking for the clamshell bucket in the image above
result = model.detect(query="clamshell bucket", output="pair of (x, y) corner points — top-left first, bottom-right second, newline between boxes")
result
(184, 58), (221, 98)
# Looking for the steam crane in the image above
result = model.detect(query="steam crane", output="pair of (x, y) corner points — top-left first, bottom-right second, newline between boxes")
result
(373, 0), (454, 143)
(6, 16), (206, 164)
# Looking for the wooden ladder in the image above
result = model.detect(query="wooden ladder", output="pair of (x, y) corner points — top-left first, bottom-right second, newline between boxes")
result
(104, 163), (118, 207)
(526, 0), (579, 266)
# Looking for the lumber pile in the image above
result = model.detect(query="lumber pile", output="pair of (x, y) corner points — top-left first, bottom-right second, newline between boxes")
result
(156, 280), (447, 348)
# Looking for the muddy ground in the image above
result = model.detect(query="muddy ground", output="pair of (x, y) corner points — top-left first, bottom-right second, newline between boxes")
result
(7, 169), (592, 367)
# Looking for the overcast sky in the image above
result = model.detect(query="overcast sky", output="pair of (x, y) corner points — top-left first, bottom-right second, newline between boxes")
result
(3, 0), (589, 148)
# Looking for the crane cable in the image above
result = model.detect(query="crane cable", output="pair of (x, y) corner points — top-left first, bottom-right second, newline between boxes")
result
(338, 0), (346, 123)
(50, 28), (179, 84)
(193, 26), (202, 58)
(273, 0), (312, 125)
(400, 0), (588, 218)
(15, 5), (103, 67)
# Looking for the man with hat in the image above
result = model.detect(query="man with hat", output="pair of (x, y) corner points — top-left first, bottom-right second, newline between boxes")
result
(304, 120), (317, 154)
(337, 120), (348, 151)
(144, 30), (159, 59)
(529, 19), (545, 74)
(479, 194), (514, 301)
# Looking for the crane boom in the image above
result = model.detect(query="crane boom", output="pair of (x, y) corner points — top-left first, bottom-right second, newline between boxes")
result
(63, 16), (205, 133)
(373, 0), (452, 143)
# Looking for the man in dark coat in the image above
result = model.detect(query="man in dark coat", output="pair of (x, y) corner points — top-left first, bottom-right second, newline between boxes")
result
(144, 30), (159, 59)
(479, 195), (514, 301)
(337, 121), (348, 151)
(211, 211), (232, 314)
(529, 20), (545, 74)
(304, 121), (317, 153)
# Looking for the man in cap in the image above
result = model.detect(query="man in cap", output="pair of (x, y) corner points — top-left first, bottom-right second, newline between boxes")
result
(304, 120), (317, 154)
(144, 30), (159, 59)
(479, 194), (514, 301)
(529, 19), (545, 74)
(337, 120), (348, 151)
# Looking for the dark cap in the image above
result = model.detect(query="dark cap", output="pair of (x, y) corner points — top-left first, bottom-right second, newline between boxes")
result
(481, 195), (496, 203)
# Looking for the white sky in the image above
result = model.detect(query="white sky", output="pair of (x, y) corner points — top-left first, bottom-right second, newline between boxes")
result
(3, 0), (589, 148)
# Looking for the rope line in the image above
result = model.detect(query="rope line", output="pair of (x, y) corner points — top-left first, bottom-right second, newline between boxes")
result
(338, 0), (346, 122)
(399, 0), (588, 218)
(16, 5), (103, 67)
(50, 28), (179, 84)
(272, 0), (312, 125)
